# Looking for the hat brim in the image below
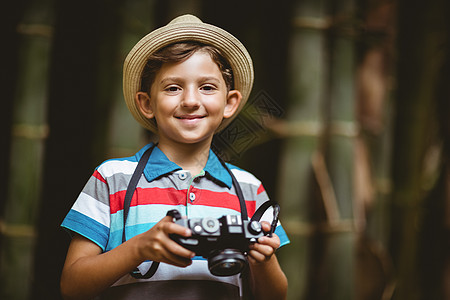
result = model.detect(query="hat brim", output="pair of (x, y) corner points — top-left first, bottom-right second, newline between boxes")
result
(123, 15), (254, 133)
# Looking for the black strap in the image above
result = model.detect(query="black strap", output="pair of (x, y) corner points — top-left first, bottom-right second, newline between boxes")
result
(229, 168), (248, 221)
(122, 144), (155, 243)
(129, 259), (160, 279)
(213, 150), (248, 221)
(122, 144), (159, 279)
(250, 200), (278, 222)
(251, 200), (280, 237)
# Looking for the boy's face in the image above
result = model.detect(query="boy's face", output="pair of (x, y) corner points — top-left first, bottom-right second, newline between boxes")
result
(136, 51), (241, 146)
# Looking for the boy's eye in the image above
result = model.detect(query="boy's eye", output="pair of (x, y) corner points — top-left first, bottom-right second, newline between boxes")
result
(165, 86), (181, 92)
(200, 85), (216, 92)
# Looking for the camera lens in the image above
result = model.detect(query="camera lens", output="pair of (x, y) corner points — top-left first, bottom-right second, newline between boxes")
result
(208, 249), (247, 276)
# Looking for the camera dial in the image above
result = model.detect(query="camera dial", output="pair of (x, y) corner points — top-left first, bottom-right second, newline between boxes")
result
(248, 220), (262, 235)
(202, 217), (220, 233)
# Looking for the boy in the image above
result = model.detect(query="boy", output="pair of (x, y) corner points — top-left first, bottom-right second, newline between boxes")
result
(60, 14), (289, 300)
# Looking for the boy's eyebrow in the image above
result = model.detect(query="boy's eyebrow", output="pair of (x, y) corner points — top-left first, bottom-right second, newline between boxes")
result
(159, 76), (222, 85)
(159, 76), (182, 85)
(197, 76), (222, 85)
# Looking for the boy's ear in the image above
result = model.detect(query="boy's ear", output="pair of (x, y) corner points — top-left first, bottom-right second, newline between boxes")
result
(223, 90), (242, 119)
(135, 92), (155, 119)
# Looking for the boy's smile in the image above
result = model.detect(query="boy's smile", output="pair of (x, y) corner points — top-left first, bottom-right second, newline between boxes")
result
(136, 51), (241, 148)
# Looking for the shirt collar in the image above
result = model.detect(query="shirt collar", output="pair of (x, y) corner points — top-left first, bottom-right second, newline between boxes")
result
(136, 143), (232, 189)
(203, 149), (233, 188)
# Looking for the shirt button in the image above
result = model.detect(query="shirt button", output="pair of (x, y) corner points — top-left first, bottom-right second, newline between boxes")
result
(179, 172), (187, 180)
(189, 192), (196, 201)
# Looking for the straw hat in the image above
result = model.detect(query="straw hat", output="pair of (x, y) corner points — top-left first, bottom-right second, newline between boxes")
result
(123, 14), (254, 133)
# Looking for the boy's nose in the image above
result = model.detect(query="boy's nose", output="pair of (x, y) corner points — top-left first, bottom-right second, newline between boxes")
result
(181, 88), (201, 108)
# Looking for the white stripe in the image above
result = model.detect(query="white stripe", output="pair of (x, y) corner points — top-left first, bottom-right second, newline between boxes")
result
(231, 169), (261, 186)
(98, 160), (138, 178)
(72, 192), (110, 227)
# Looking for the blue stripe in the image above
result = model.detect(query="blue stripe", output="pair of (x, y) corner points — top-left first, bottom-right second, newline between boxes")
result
(109, 205), (185, 233)
(110, 204), (244, 233)
(275, 226), (290, 247)
(61, 210), (109, 251)
(106, 222), (158, 251)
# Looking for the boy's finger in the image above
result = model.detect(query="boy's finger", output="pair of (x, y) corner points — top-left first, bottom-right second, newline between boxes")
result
(161, 239), (196, 267)
(164, 239), (196, 259)
(249, 243), (274, 258)
(161, 218), (192, 237)
(260, 221), (271, 231)
(257, 235), (280, 248)
(161, 251), (193, 267)
(248, 249), (266, 263)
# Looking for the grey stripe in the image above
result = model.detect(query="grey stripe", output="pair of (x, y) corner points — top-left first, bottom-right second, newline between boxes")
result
(98, 280), (240, 300)
(137, 173), (190, 191)
(82, 175), (110, 205)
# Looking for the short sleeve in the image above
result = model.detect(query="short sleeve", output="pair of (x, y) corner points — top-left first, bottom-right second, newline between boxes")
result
(61, 169), (111, 251)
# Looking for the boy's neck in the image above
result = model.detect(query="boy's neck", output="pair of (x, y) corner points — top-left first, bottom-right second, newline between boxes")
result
(157, 138), (212, 176)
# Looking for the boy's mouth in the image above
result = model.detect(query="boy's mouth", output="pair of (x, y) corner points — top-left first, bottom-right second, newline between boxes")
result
(175, 115), (206, 120)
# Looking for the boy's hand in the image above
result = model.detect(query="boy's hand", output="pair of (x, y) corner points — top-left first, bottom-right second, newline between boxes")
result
(134, 215), (195, 267)
(247, 221), (287, 300)
(247, 221), (280, 264)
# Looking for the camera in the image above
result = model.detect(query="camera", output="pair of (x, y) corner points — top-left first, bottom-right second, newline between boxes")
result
(167, 210), (265, 277)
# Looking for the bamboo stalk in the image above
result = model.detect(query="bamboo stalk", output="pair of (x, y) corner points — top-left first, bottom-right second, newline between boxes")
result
(390, 1), (448, 299)
(0, 0), (54, 299)
(320, 0), (358, 298)
(0, 1), (24, 234)
(276, 1), (329, 299)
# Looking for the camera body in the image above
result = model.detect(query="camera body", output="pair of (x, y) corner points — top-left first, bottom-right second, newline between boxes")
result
(168, 210), (265, 276)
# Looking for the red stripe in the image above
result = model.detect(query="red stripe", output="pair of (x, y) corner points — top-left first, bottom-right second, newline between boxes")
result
(109, 187), (256, 216)
(180, 189), (256, 216)
(246, 201), (256, 218)
(93, 170), (107, 183)
(194, 189), (242, 212)
(110, 187), (187, 214)
(257, 184), (265, 195)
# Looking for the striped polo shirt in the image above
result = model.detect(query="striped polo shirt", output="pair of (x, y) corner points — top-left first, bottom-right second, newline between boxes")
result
(62, 143), (289, 299)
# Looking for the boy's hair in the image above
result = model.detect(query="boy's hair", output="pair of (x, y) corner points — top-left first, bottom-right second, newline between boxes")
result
(139, 42), (234, 94)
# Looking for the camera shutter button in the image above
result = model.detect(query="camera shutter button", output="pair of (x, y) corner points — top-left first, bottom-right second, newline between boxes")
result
(193, 224), (203, 234)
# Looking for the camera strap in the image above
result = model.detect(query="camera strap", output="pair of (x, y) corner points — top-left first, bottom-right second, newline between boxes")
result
(214, 151), (248, 221)
(250, 200), (280, 237)
(122, 144), (159, 279)
(122, 144), (156, 244)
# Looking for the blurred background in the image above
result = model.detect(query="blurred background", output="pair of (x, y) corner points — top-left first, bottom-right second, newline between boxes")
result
(1, 0), (449, 299)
